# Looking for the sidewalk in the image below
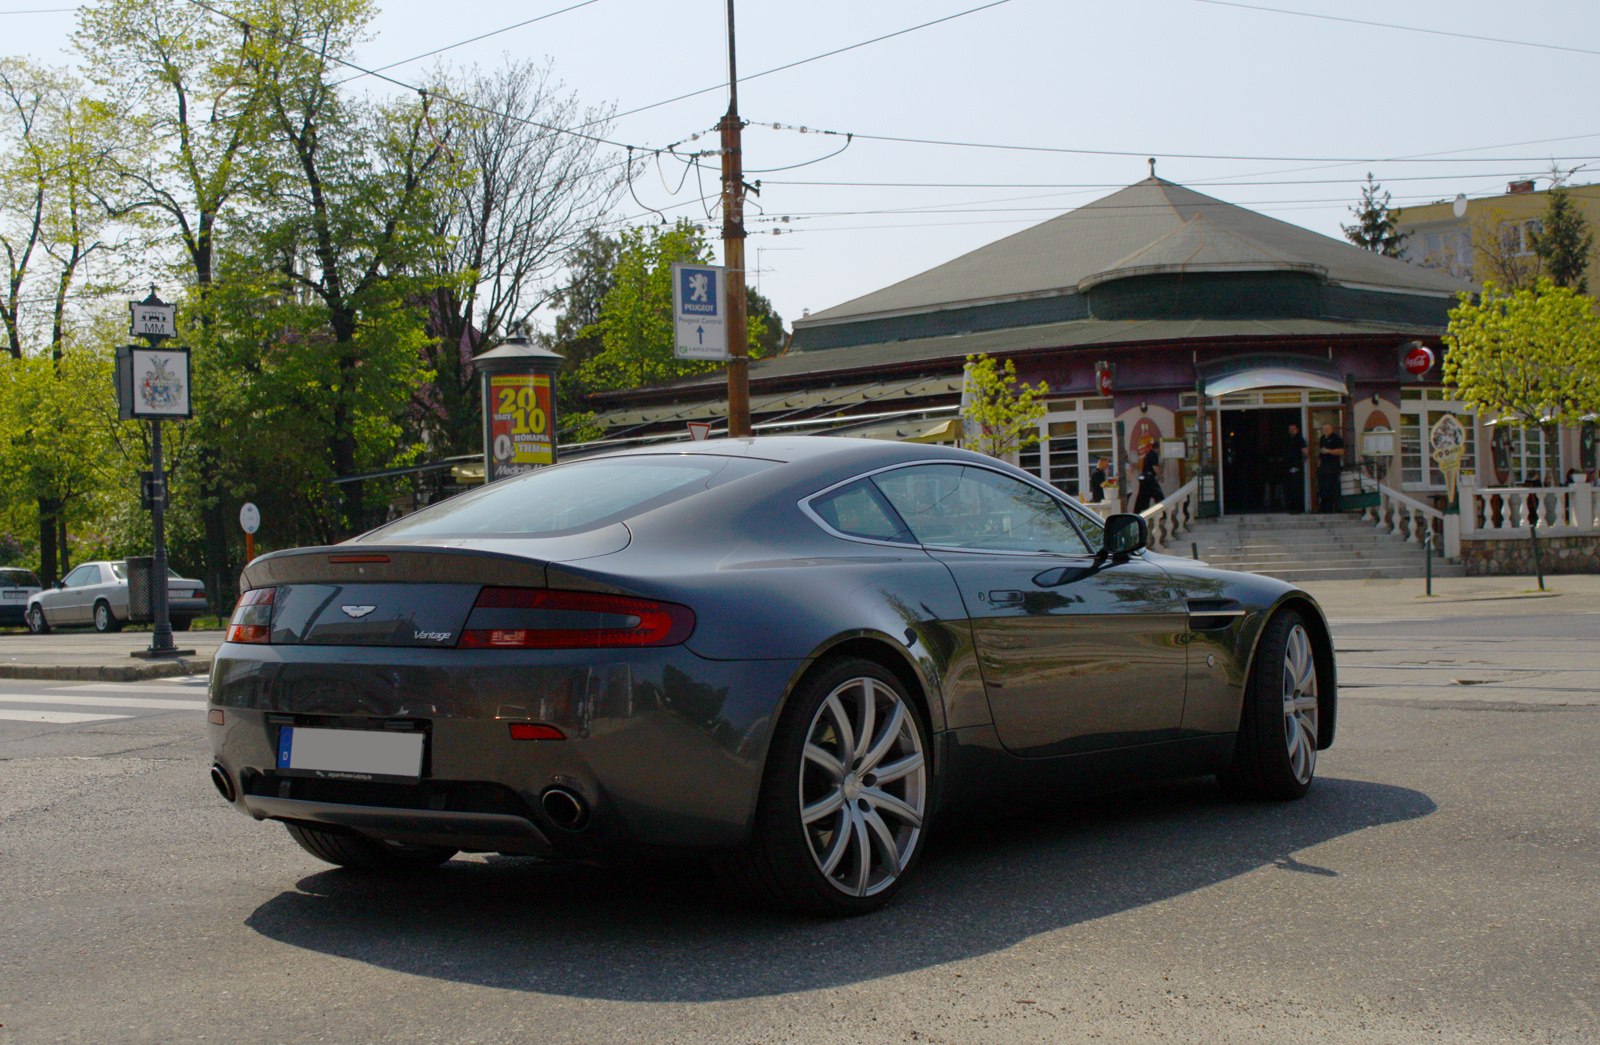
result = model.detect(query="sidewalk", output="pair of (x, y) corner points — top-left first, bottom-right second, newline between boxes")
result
(0, 628), (221, 682)
(1294, 573), (1600, 620)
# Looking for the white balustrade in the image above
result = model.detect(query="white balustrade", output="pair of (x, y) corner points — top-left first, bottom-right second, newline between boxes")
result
(1459, 478), (1598, 538)
(1138, 478), (1199, 552)
(1369, 481), (1455, 558)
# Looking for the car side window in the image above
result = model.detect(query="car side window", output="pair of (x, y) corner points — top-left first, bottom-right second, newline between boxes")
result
(871, 464), (1093, 555)
(809, 479), (915, 544)
(1067, 505), (1105, 550)
(62, 565), (97, 587)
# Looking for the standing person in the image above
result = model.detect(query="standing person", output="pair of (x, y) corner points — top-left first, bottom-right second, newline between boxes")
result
(1088, 456), (1110, 503)
(1317, 422), (1346, 512)
(1281, 423), (1308, 513)
(1133, 443), (1163, 512)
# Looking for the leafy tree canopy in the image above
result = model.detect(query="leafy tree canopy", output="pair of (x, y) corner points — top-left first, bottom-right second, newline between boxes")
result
(960, 353), (1047, 460)
(1444, 278), (1600, 430)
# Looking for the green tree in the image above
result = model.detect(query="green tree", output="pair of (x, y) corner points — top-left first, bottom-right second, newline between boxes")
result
(420, 58), (621, 457)
(541, 229), (620, 407)
(75, 0), (276, 602)
(0, 60), (121, 581)
(745, 284), (787, 358)
(1532, 184), (1595, 293)
(960, 353), (1047, 460)
(1444, 279), (1600, 433)
(1343, 173), (1404, 257)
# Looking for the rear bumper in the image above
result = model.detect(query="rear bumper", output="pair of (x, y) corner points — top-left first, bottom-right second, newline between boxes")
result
(208, 642), (806, 855)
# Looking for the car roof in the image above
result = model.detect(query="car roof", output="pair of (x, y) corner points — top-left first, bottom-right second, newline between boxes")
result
(579, 434), (987, 467)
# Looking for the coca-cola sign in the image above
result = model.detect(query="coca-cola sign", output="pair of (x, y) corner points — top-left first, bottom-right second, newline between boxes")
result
(1402, 344), (1435, 377)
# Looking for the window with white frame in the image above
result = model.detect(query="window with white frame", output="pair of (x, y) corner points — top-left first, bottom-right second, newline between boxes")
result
(1018, 400), (1115, 498)
(1400, 389), (1478, 489)
(1488, 424), (1558, 486)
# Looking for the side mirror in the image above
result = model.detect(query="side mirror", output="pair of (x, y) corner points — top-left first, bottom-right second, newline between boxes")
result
(54, 580), (66, 589)
(1101, 513), (1148, 557)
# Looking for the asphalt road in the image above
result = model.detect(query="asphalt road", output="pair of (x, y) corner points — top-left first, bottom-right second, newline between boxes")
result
(0, 607), (1595, 1045)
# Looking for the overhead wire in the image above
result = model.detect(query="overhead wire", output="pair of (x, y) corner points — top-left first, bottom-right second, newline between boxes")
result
(573, 0), (1016, 130)
(329, 0), (604, 86)
(1184, 0), (1600, 59)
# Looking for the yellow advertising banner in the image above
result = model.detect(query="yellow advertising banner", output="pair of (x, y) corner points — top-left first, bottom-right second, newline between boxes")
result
(488, 373), (553, 477)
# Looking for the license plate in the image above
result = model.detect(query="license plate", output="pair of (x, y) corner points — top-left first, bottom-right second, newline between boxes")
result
(275, 726), (424, 780)
(1, 590), (24, 600)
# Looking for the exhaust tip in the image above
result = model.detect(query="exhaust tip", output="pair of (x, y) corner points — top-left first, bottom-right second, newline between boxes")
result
(540, 786), (589, 831)
(210, 764), (237, 803)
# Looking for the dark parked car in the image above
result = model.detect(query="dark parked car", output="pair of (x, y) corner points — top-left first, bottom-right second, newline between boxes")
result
(0, 567), (42, 626)
(26, 560), (206, 633)
(208, 437), (1335, 914)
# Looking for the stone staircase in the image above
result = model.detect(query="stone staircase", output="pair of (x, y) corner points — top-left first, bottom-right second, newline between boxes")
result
(1176, 512), (1466, 582)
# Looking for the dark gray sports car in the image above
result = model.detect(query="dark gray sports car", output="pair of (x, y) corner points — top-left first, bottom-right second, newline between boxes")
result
(208, 436), (1335, 914)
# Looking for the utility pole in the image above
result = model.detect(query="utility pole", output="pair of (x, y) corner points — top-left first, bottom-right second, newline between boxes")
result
(721, 0), (751, 437)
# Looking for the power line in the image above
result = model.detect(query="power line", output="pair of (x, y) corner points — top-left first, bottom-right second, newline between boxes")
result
(0, 7), (75, 13)
(825, 126), (1600, 165)
(578, 0), (1016, 129)
(761, 169), (1594, 190)
(177, 0), (654, 154)
(1185, 0), (1600, 59)
(330, 0), (603, 87)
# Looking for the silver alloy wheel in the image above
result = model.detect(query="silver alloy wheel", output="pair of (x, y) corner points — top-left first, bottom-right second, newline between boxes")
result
(1281, 623), (1319, 785)
(94, 602), (111, 631)
(26, 605), (45, 633)
(799, 675), (927, 897)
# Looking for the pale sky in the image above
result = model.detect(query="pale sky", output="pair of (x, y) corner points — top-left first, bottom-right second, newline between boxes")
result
(8, 0), (1599, 332)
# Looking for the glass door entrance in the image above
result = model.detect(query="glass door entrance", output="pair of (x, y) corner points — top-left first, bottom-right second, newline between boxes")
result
(1220, 407), (1305, 513)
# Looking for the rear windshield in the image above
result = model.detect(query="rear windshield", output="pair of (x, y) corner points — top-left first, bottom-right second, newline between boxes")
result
(0, 568), (38, 586)
(363, 455), (778, 539)
(107, 563), (183, 581)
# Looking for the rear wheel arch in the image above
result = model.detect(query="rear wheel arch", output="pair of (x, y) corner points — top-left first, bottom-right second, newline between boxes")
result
(797, 633), (944, 737)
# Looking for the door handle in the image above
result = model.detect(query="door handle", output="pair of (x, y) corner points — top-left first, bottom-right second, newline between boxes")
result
(987, 590), (1024, 606)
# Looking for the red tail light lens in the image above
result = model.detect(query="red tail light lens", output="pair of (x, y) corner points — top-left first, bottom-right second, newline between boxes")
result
(226, 587), (276, 644)
(459, 588), (694, 649)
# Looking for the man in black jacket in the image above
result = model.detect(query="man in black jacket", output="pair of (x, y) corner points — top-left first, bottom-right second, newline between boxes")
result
(1317, 422), (1346, 512)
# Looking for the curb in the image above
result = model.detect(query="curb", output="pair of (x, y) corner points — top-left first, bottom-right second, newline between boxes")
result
(0, 658), (212, 682)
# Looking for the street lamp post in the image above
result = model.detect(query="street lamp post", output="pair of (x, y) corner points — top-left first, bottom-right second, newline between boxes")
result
(117, 289), (194, 659)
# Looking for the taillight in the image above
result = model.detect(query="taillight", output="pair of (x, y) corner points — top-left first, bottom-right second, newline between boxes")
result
(226, 587), (276, 643)
(458, 588), (694, 649)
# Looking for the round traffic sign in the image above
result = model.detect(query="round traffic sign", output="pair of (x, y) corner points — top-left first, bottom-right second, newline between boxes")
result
(1403, 344), (1435, 377)
(239, 502), (260, 534)
(1096, 368), (1113, 396)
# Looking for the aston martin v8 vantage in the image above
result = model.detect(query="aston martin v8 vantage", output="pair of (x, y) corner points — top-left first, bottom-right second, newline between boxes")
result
(207, 436), (1335, 914)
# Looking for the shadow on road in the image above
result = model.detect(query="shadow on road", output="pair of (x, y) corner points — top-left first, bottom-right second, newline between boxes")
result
(244, 775), (1432, 1001)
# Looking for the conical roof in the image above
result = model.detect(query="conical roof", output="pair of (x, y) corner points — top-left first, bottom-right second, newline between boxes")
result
(798, 177), (1470, 325)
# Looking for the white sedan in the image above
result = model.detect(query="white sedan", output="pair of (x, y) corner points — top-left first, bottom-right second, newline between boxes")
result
(25, 560), (206, 633)
(0, 567), (42, 627)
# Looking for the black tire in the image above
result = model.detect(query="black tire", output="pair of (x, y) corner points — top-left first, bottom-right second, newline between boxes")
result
(725, 657), (933, 916)
(171, 616), (192, 631)
(1218, 608), (1321, 801)
(25, 604), (50, 634)
(284, 822), (457, 872)
(93, 600), (123, 633)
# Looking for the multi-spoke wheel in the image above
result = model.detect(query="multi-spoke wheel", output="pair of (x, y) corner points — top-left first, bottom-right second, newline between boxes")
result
(25, 604), (50, 634)
(1218, 608), (1322, 800)
(1280, 621), (1319, 787)
(727, 657), (933, 915)
(93, 600), (123, 633)
(799, 672), (928, 899)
